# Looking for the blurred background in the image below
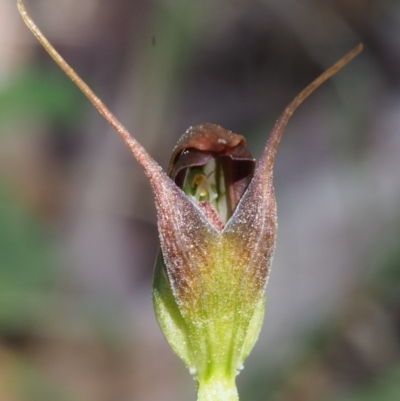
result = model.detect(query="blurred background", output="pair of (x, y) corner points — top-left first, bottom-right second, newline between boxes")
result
(1, 0), (400, 400)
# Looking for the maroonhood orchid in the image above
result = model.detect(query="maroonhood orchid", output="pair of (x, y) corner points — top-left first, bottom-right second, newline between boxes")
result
(18, 1), (362, 399)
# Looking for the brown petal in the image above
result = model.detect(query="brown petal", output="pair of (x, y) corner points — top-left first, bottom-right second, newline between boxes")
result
(168, 123), (246, 175)
(224, 44), (364, 297)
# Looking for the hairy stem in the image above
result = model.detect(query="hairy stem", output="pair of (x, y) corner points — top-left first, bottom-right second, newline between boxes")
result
(197, 378), (239, 401)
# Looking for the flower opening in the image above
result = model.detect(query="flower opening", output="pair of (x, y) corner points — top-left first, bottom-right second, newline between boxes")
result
(169, 123), (255, 229)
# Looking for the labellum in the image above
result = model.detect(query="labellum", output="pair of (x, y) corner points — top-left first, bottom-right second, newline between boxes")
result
(17, 2), (362, 400)
(168, 123), (255, 229)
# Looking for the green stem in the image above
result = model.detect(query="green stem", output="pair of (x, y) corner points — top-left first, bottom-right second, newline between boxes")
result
(197, 377), (239, 401)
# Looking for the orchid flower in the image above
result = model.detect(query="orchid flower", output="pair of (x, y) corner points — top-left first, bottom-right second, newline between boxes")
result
(17, 1), (362, 399)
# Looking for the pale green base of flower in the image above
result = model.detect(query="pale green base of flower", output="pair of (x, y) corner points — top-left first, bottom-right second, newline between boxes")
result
(153, 250), (267, 401)
(197, 378), (239, 401)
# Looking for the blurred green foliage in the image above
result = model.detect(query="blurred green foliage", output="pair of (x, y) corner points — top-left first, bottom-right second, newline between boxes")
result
(0, 178), (54, 337)
(329, 365), (400, 401)
(0, 66), (84, 128)
(14, 357), (75, 401)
